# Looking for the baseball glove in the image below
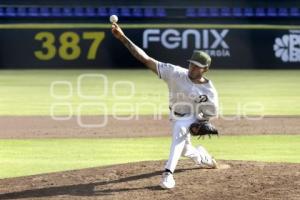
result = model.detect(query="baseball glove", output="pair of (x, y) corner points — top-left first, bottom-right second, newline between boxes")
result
(189, 120), (219, 138)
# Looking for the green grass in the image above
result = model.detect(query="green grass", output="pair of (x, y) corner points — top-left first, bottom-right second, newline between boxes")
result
(0, 135), (299, 179)
(0, 70), (299, 116)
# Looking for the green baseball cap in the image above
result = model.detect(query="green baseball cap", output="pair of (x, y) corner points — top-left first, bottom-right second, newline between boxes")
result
(188, 50), (211, 68)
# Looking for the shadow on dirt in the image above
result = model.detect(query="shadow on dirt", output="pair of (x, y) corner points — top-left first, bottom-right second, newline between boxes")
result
(0, 168), (196, 199)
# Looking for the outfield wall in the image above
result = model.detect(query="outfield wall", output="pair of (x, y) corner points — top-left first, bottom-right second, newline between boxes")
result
(0, 24), (299, 69)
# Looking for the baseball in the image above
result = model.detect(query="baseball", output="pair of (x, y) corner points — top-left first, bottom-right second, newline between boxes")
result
(110, 15), (118, 23)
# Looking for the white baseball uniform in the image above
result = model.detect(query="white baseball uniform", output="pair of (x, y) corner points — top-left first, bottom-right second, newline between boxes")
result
(157, 61), (218, 172)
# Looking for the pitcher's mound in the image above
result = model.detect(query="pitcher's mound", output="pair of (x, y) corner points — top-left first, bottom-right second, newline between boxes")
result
(217, 163), (231, 169)
(0, 160), (299, 200)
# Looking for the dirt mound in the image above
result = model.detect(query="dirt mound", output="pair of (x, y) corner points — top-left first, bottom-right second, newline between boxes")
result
(0, 160), (299, 200)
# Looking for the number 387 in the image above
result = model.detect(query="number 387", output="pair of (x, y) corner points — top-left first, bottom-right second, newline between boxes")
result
(34, 31), (105, 60)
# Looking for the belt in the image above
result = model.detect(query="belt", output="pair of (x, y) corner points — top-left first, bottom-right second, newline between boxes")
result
(169, 107), (188, 117)
(173, 111), (187, 117)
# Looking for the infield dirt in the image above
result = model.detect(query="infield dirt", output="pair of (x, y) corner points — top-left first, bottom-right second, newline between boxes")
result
(0, 116), (299, 138)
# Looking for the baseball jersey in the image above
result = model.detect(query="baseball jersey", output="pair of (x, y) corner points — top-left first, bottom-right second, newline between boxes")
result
(157, 62), (219, 120)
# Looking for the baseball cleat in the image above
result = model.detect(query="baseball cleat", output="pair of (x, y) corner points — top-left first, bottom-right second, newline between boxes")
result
(210, 158), (218, 169)
(196, 146), (218, 169)
(160, 172), (175, 189)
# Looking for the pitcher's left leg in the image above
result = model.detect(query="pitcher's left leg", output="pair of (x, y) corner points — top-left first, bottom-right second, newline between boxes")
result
(160, 118), (194, 189)
(164, 122), (189, 173)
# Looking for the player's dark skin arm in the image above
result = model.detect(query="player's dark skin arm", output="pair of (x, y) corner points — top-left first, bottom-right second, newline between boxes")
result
(111, 23), (158, 75)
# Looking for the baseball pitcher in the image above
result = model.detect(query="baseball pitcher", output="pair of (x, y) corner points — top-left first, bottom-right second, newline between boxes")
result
(112, 23), (219, 189)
